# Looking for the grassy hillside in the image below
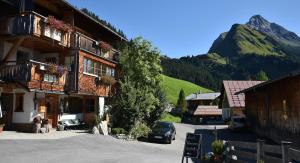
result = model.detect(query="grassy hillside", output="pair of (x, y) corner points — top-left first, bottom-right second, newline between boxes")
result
(162, 75), (211, 105)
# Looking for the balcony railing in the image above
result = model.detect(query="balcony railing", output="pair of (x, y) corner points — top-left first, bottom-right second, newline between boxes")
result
(0, 12), (119, 61)
(73, 32), (119, 61)
(0, 60), (69, 92)
(0, 12), (71, 47)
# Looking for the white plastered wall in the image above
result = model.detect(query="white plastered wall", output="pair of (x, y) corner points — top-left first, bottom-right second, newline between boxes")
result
(12, 90), (45, 124)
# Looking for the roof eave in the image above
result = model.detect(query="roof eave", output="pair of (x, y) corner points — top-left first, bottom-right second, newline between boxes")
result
(60, 0), (128, 42)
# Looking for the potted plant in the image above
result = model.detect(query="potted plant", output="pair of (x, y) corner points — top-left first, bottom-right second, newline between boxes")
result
(0, 123), (5, 133)
(100, 75), (116, 85)
(99, 41), (113, 51)
(212, 140), (225, 163)
(46, 15), (73, 33)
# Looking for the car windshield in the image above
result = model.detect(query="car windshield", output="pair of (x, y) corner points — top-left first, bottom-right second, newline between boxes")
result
(153, 122), (171, 130)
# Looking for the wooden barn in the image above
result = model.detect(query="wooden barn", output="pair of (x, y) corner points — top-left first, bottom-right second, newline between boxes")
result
(238, 72), (300, 147)
(219, 80), (263, 121)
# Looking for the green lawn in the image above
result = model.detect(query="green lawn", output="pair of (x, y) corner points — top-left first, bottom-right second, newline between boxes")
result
(162, 75), (211, 105)
(160, 112), (181, 123)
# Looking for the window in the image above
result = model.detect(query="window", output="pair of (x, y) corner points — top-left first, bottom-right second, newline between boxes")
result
(83, 57), (115, 77)
(106, 67), (115, 77)
(86, 98), (95, 113)
(17, 51), (30, 64)
(65, 56), (74, 68)
(45, 57), (57, 64)
(83, 58), (96, 74)
(96, 63), (102, 76)
(15, 93), (24, 112)
(44, 74), (57, 83)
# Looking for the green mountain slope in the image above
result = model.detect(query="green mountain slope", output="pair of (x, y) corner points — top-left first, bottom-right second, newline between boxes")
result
(161, 15), (300, 90)
(162, 75), (211, 105)
(209, 24), (287, 57)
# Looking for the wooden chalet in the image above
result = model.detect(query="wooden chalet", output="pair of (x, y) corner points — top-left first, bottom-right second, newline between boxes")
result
(238, 71), (300, 147)
(0, 0), (126, 132)
(185, 92), (221, 123)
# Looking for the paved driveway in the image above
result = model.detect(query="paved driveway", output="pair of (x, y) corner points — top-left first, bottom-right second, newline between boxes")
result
(0, 124), (229, 163)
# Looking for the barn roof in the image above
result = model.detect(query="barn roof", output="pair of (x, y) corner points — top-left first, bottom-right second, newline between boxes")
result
(237, 70), (300, 94)
(185, 92), (220, 101)
(222, 80), (263, 108)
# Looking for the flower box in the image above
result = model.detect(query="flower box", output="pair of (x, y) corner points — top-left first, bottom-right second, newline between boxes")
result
(44, 26), (62, 42)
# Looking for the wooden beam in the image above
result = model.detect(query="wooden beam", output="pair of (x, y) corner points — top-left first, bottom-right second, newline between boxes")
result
(1, 37), (25, 64)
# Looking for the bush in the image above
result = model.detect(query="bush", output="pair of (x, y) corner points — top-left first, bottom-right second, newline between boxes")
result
(129, 122), (151, 139)
(111, 128), (127, 135)
(212, 140), (225, 155)
(94, 114), (101, 126)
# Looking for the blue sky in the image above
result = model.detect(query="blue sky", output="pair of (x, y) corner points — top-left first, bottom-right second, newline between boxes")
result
(68, 0), (300, 58)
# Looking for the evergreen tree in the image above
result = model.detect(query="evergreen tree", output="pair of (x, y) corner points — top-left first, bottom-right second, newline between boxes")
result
(176, 89), (187, 116)
(256, 70), (269, 81)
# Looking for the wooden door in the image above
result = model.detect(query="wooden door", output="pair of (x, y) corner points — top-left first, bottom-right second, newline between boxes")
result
(0, 93), (14, 130)
(45, 94), (59, 128)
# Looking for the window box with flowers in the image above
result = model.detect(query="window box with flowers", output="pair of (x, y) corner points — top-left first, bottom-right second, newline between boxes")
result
(99, 41), (113, 59)
(100, 75), (116, 85)
(44, 16), (73, 42)
(42, 64), (68, 83)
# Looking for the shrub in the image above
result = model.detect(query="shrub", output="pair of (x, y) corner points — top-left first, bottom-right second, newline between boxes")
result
(129, 122), (151, 139)
(212, 140), (225, 155)
(111, 128), (127, 135)
(94, 114), (101, 126)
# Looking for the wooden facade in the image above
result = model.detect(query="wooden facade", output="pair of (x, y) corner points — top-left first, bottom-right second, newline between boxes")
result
(241, 75), (300, 147)
(0, 0), (125, 131)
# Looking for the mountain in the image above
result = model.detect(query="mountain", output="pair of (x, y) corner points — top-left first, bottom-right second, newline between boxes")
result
(162, 15), (300, 90)
(162, 75), (211, 105)
(246, 15), (300, 45)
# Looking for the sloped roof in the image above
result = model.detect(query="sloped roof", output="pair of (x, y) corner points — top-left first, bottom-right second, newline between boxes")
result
(237, 70), (300, 94)
(185, 92), (220, 101)
(223, 80), (263, 108)
(193, 105), (221, 116)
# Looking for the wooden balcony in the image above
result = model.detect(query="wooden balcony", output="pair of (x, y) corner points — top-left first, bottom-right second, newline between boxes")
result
(0, 12), (71, 48)
(0, 60), (69, 92)
(73, 32), (119, 62)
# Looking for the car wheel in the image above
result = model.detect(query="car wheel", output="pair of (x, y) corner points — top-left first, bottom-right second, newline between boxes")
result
(172, 135), (175, 140)
(167, 137), (172, 144)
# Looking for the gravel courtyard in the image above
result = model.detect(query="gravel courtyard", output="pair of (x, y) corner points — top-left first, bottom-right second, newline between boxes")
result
(0, 124), (228, 163)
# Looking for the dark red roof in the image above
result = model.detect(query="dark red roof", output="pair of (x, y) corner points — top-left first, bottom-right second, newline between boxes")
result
(223, 80), (263, 108)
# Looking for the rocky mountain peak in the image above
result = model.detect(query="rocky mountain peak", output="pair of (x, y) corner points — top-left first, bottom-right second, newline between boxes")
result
(246, 15), (300, 44)
(246, 15), (271, 33)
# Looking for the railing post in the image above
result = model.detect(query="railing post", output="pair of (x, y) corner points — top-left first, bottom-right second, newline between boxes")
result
(281, 141), (292, 163)
(257, 139), (265, 161)
(214, 126), (217, 141)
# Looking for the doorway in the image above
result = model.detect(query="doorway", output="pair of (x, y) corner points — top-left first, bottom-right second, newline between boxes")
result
(0, 93), (14, 130)
(45, 94), (59, 128)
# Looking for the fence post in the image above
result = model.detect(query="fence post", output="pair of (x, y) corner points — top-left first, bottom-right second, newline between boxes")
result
(214, 126), (217, 141)
(281, 141), (292, 163)
(256, 139), (265, 161)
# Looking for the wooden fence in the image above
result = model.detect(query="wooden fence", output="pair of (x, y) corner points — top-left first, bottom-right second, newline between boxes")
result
(225, 140), (300, 163)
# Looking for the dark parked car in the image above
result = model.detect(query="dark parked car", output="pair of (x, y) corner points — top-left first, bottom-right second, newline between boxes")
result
(148, 122), (176, 144)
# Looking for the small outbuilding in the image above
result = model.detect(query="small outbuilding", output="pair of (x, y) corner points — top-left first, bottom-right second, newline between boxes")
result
(185, 92), (221, 124)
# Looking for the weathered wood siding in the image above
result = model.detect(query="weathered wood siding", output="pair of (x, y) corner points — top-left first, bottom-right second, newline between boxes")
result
(245, 76), (300, 146)
(78, 50), (117, 97)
